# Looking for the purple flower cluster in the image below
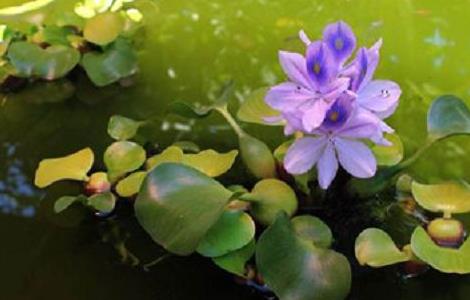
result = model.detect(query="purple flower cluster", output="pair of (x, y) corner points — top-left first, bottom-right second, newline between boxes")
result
(265, 21), (401, 189)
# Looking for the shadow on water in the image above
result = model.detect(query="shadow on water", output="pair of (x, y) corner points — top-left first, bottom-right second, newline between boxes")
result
(1, 0), (470, 299)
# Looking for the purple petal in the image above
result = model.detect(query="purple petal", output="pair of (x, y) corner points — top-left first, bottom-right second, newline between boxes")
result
(348, 39), (382, 92)
(282, 111), (304, 135)
(265, 82), (315, 112)
(336, 108), (380, 139)
(322, 77), (350, 102)
(322, 21), (356, 64)
(284, 137), (327, 174)
(357, 80), (401, 115)
(301, 99), (332, 132)
(306, 41), (338, 89)
(321, 93), (354, 131)
(334, 138), (377, 178)
(317, 141), (338, 189)
(279, 51), (313, 89)
(299, 30), (311, 45)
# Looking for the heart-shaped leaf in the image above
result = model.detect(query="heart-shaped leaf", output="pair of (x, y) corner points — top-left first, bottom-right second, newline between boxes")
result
(237, 87), (282, 125)
(81, 39), (138, 86)
(256, 213), (351, 300)
(372, 133), (404, 166)
(87, 192), (116, 213)
(411, 226), (470, 274)
(197, 210), (255, 257)
(292, 215), (333, 249)
(8, 42), (80, 80)
(115, 171), (146, 197)
(412, 181), (470, 214)
(84, 12), (124, 45)
(212, 239), (255, 277)
(108, 115), (143, 141)
(181, 149), (238, 177)
(355, 228), (411, 267)
(104, 141), (146, 180)
(427, 95), (470, 141)
(35, 148), (94, 188)
(134, 163), (233, 255)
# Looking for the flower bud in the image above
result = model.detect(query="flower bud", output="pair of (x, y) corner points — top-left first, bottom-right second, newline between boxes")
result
(85, 172), (111, 196)
(427, 218), (465, 248)
(239, 134), (276, 179)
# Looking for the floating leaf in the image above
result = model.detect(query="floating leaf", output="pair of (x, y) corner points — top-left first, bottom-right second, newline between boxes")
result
(167, 101), (213, 119)
(239, 134), (276, 179)
(181, 149), (238, 177)
(84, 12), (124, 45)
(87, 192), (116, 213)
(104, 141), (146, 180)
(237, 87), (282, 125)
(292, 215), (333, 249)
(412, 181), (470, 214)
(411, 226), (470, 274)
(135, 163), (233, 255)
(35, 148), (94, 188)
(256, 213), (351, 300)
(42, 25), (76, 46)
(372, 133), (404, 166)
(116, 171), (146, 197)
(246, 179), (297, 225)
(212, 239), (255, 277)
(355, 228), (411, 267)
(81, 39), (138, 86)
(8, 42), (80, 80)
(146, 146), (184, 170)
(197, 210), (255, 257)
(0, 0), (54, 15)
(427, 95), (470, 141)
(108, 115), (143, 140)
(54, 195), (85, 213)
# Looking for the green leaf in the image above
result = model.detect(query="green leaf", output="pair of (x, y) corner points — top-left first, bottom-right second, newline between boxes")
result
(104, 141), (146, 180)
(273, 140), (293, 162)
(54, 195), (85, 213)
(237, 87), (282, 125)
(167, 101), (213, 119)
(115, 171), (146, 197)
(412, 181), (470, 214)
(146, 146), (184, 170)
(35, 148), (94, 188)
(87, 192), (116, 213)
(246, 179), (297, 225)
(239, 134), (276, 179)
(256, 213), (351, 300)
(134, 163), (233, 255)
(83, 12), (124, 45)
(212, 239), (255, 277)
(81, 39), (138, 86)
(372, 133), (404, 166)
(107, 115), (143, 141)
(0, 0), (54, 15)
(42, 25), (75, 46)
(8, 42), (80, 80)
(197, 210), (255, 257)
(292, 215), (333, 248)
(411, 226), (470, 274)
(427, 95), (470, 141)
(355, 228), (411, 267)
(181, 149), (238, 177)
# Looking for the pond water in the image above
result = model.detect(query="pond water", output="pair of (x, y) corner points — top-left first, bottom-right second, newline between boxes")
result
(1, 0), (470, 299)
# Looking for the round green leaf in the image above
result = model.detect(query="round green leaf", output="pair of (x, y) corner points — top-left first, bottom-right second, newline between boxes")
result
(54, 195), (85, 213)
(237, 87), (282, 125)
(256, 213), (351, 300)
(355, 228), (411, 267)
(87, 192), (116, 213)
(83, 12), (124, 45)
(181, 149), (238, 177)
(292, 215), (333, 249)
(167, 101), (213, 119)
(146, 146), (184, 170)
(115, 171), (146, 197)
(212, 239), (255, 277)
(104, 141), (146, 180)
(247, 179), (297, 225)
(239, 134), (276, 179)
(372, 133), (404, 166)
(427, 95), (470, 141)
(197, 210), (255, 257)
(108, 115), (143, 141)
(411, 226), (470, 274)
(412, 181), (470, 214)
(134, 163), (233, 255)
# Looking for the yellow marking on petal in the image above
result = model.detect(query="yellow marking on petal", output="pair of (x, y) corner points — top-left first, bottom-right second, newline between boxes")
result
(313, 63), (321, 75)
(329, 111), (339, 122)
(334, 38), (344, 50)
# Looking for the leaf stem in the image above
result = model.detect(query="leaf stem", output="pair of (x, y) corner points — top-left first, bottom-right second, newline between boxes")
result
(215, 105), (246, 138)
(143, 253), (172, 271)
(396, 138), (435, 170)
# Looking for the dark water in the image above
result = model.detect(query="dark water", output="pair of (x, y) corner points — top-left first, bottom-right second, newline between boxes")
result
(1, 0), (470, 299)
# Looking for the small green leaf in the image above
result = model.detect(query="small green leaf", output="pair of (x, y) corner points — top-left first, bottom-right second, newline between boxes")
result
(273, 140), (293, 162)
(292, 215), (333, 248)
(411, 226), (470, 274)
(427, 95), (470, 141)
(115, 171), (146, 197)
(104, 141), (146, 180)
(181, 149), (238, 177)
(256, 213), (351, 300)
(212, 239), (255, 277)
(35, 148), (94, 188)
(108, 115), (143, 141)
(355, 228), (411, 267)
(42, 25), (75, 46)
(239, 134), (276, 179)
(197, 210), (255, 257)
(146, 146), (184, 170)
(237, 87), (282, 125)
(412, 181), (470, 214)
(167, 101), (213, 119)
(83, 12), (124, 45)
(372, 133), (404, 166)
(134, 163), (233, 255)
(54, 195), (84, 213)
(87, 192), (116, 213)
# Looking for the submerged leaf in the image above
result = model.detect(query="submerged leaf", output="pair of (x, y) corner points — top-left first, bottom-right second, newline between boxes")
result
(412, 181), (470, 214)
(35, 148), (94, 188)
(237, 87), (282, 125)
(181, 149), (238, 177)
(427, 95), (470, 141)
(115, 171), (146, 197)
(212, 239), (255, 277)
(108, 115), (143, 140)
(104, 141), (146, 180)
(372, 133), (404, 166)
